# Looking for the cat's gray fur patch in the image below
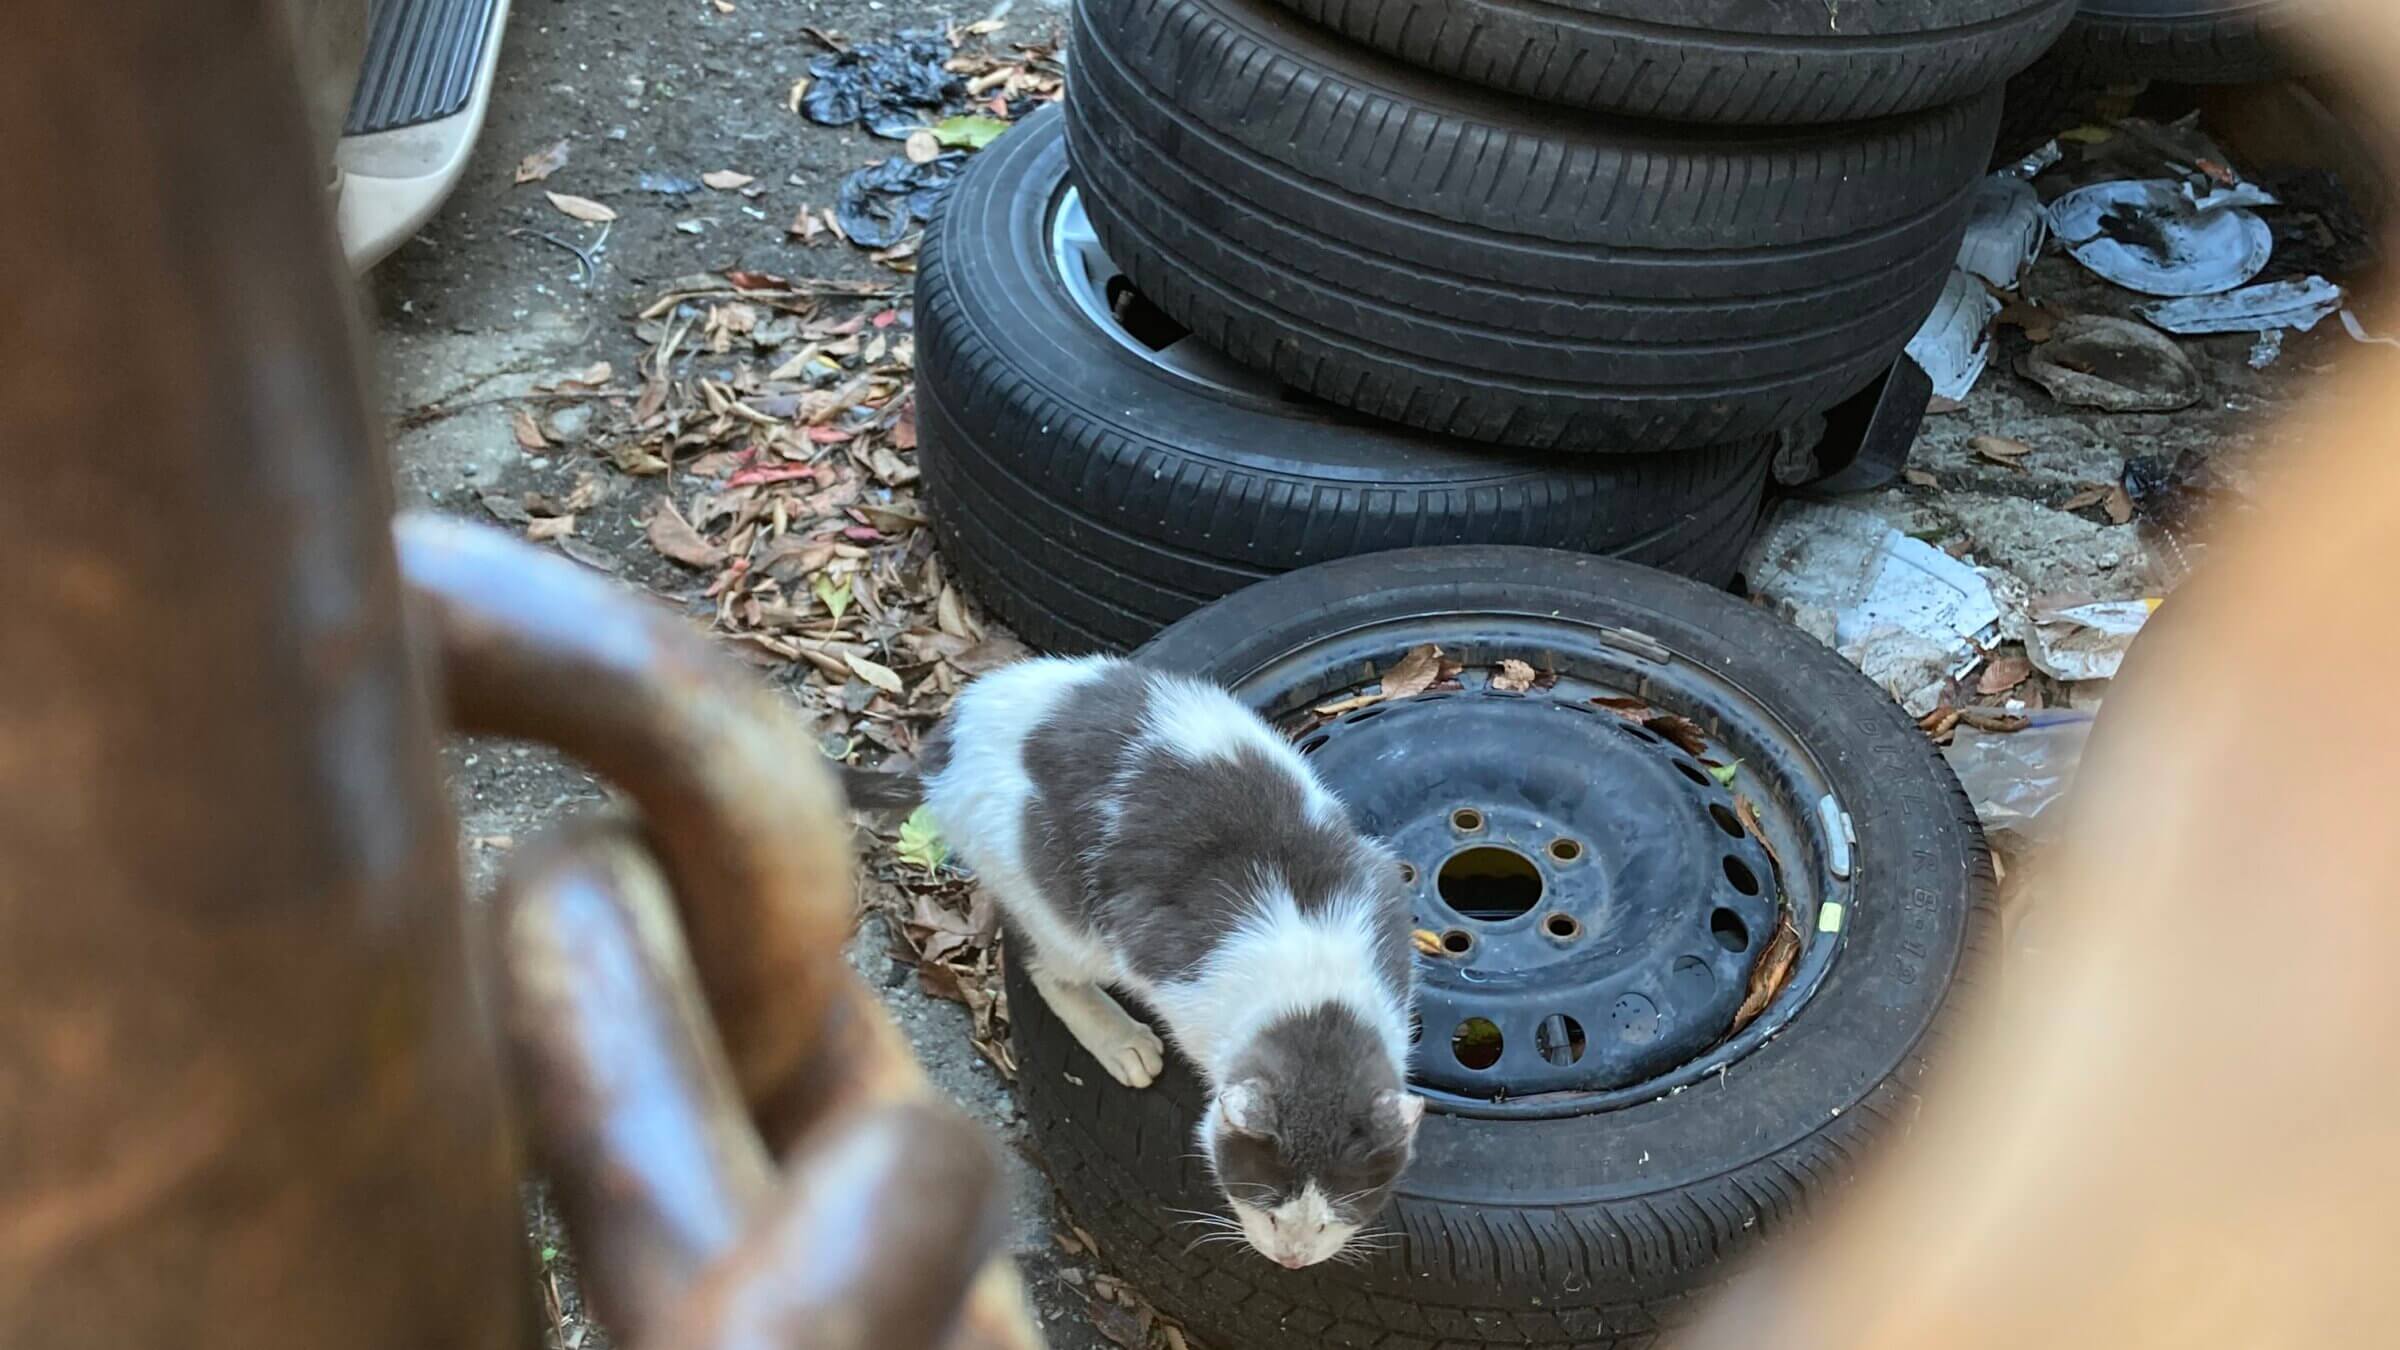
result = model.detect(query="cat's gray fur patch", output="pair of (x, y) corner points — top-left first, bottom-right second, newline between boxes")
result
(1213, 1003), (1415, 1219)
(1020, 671), (1410, 988)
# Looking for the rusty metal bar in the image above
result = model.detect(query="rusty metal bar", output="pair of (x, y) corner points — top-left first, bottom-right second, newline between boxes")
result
(0, 5), (531, 1350)
(495, 820), (1008, 1350)
(398, 514), (858, 1142)
(401, 517), (1046, 1349)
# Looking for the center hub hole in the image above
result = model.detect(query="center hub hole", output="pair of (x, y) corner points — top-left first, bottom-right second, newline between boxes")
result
(1438, 846), (1544, 921)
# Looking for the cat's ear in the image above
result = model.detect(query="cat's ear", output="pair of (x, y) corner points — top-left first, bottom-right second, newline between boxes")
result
(1373, 1089), (1426, 1140)
(1219, 1080), (1277, 1139)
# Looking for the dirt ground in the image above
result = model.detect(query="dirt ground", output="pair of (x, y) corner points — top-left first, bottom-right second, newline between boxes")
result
(366, 3), (2343, 1346)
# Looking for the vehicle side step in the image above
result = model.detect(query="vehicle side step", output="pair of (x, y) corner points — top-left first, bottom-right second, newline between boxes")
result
(344, 0), (503, 137)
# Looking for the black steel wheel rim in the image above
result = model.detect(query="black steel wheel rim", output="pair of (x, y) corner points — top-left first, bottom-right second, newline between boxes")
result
(1233, 611), (1858, 1121)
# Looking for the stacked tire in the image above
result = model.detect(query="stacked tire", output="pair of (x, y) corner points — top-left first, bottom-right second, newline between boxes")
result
(921, 0), (2076, 651)
(910, 5), (2056, 1343)
(1997, 1), (2318, 166)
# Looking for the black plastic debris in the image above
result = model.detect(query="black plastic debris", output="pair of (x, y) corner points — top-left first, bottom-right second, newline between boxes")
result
(2121, 450), (2225, 532)
(835, 151), (968, 248)
(802, 29), (961, 140)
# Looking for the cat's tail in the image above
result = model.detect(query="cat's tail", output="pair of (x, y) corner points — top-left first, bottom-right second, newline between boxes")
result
(839, 763), (925, 812)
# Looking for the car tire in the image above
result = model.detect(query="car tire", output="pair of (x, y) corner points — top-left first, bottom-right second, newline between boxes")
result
(918, 109), (1777, 654)
(2059, 0), (2304, 85)
(1064, 0), (2001, 453)
(1263, 0), (2074, 125)
(1009, 548), (1996, 1349)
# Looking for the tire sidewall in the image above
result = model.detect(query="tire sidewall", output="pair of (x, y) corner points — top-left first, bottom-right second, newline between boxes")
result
(925, 107), (1587, 488)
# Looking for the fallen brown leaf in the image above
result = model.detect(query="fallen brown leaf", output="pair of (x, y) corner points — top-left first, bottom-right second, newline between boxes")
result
(1411, 929), (1445, 958)
(845, 653), (906, 695)
(949, 636), (1030, 676)
(1918, 706), (1963, 743)
(787, 77), (810, 113)
(526, 514), (577, 542)
(1971, 434), (2034, 470)
(1995, 299), (2057, 343)
(1959, 708), (2032, 733)
(1731, 918), (1802, 1033)
(1489, 659), (1537, 693)
(645, 497), (726, 569)
(1977, 654), (2034, 696)
(1592, 695), (1650, 716)
(1379, 644), (1444, 699)
(558, 538), (621, 573)
(1089, 1298), (1149, 1350)
(514, 138), (570, 184)
(1925, 395), (1965, 415)
(544, 190), (616, 223)
(1903, 468), (1940, 488)
(787, 208), (823, 242)
(2058, 484), (2112, 513)
(701, 169), (755, 190)
(510, 407), (548, 450)
(1645, 713), (1711, 757)
(479, 492), (532, 526)
(547, 360), (613, 393)
(1311, 692), (1385, 717)
(2103, 483), (2136, 525)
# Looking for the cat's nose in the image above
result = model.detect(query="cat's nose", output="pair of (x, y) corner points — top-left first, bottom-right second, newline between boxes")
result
(1275, 1253), (1309, 1269)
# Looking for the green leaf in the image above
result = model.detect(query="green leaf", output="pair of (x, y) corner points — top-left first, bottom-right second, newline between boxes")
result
(1708, 760), (1742, 787)
(539, 1246), (559, 1264)
(897, 804), (948, 875)
(813, 572), (853, 623)
(932, 114), (1011, 150)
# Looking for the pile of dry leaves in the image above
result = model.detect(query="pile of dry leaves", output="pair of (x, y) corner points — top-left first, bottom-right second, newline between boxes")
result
(484, 25), (1076, 1080)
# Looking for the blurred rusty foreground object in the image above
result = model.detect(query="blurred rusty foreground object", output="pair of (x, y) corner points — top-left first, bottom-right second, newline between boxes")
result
(401, 516), (1042, 1350)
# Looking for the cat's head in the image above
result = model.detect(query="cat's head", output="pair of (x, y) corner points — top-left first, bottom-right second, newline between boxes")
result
(1199, 1004), (1425, 1268)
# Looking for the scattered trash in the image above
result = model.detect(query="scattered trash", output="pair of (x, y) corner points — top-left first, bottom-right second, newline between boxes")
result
(2020, 598), (2159, 683)
(2136, 274), (2343, 335)
(2049, 178), (2276, 297)
(1943, 711), (2097, 845)
(2120, 449), (2221, 533)
(514, 138), (570, 185)
(1743, 500), (2004, 716)
(2341, 309), (2400, 348)
(2001, 139), (2063, 181)
(2019, 316), (2201, 412)
(1901, 174), (2049, 402)
(1905, 270), (2004, 402)
(800, 29), (962, 139)
(835, 151), (970, 248)
(639, 171), (703, 196)
(2249, 330), (2286, 368)
(1957, 175), (2049, 290)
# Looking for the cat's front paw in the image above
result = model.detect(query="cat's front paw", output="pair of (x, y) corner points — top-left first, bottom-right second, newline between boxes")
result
(1098, 1020), (1166, 1089)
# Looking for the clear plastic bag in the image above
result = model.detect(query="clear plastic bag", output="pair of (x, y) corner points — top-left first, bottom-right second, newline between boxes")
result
(1943, 710), (2097, 847)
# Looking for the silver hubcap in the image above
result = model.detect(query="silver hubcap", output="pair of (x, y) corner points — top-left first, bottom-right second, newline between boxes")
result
(1048, 186), (1287, 402)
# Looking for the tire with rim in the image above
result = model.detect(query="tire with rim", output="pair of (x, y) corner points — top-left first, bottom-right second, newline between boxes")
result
(1009, 548), (1995, 1349)
(1065, 0), (2001, 453)
(1263, 0), (2075, 124)
(918, 108), (1776, 654)
(2058, 0), (2307, 84)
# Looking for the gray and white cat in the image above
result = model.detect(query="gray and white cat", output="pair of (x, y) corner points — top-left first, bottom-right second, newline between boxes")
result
(848, 655), (1423, 1268)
